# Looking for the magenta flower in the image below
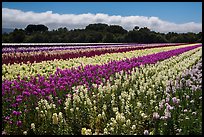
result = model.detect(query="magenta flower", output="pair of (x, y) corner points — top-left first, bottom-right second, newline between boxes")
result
(16, 120), (22, 127)
(23, 91), (31, 96)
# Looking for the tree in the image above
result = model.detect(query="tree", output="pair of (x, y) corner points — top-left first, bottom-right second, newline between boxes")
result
(57, 27), (68, 32)
(10, 28), (26, 43)
(102, 33), (116, 43)
(133, 26), (139, 31)
(25, 24), (48, 34)
(139, 27), (151, 33)
(125, 31), (141, 43)
(2, 33), (10, 43)
(2, 23), (202, 43)
(85, 23), (109, 31)
(37, 24), (48, 32)
(106, 25), (127, 34)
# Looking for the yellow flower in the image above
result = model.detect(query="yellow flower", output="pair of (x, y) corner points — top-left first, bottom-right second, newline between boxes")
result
(81, 128), (86, 135)
(52, 113), (58, 125)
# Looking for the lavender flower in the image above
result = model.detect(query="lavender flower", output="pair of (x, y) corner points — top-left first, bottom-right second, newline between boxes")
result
(153, 112), (160, 120)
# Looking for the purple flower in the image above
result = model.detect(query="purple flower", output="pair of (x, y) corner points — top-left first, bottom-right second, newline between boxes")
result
(12, 111), (21, 116)
(165, 97), (170, 103)
(58, 99), (62, 105)
(16, 120), (22, 127)
(12, 111), (18, 115)
(172, 97), (179, 104)
(165, 103), (174, 111)
(33, 91), (38, 95)
(16, 98), (22, 102)
(41, 91), (45, 96)
(11, 103), (18, 107)
(164, 110), (171, 118)
(23, 91), (31, 96)
(5, 116), (10, 121)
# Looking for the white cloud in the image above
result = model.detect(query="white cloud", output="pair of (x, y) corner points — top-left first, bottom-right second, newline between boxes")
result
(2, 8), (202, 33)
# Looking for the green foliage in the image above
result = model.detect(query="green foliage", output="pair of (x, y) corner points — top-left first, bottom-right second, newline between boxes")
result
(2, 23), (202, 43)
(102, 33), (116, 43)
(11, 29), (26, 43)
(25, 24), (48, 34)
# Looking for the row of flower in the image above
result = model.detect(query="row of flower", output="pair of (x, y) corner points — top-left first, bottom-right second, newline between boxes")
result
(2, 42), (125, 46)
(2, 43), (186, 65)
(2, 42), (184, 47)
(2, 44), (202, 135)
(2, 43), (197, 81)
(2, 43), (177, 53)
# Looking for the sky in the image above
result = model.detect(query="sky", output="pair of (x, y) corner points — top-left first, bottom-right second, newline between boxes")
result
(2, 2), (202, 33)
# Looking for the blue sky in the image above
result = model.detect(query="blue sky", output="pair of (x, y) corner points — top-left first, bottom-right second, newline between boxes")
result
(2, 2), (202, 33)
(2, 2), (202, 23)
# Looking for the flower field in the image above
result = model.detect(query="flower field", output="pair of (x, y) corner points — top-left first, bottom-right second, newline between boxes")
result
(2, 43), (202, 135)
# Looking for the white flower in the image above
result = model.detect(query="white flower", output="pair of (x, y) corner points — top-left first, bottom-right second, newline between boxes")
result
(85, 129), (92, 135)
(70, 108), (74, 112)
(132, 125), (136, 130)
(103, 104), (107, 110)
(144, 130), (149, 135)
(58, 112), (63, 120)
(93, 100), (96, 104)
(23, 131), (27, 135)
(186, 95), (190, 99)
(76, 107), (79, 111)
(137, 102), (142, 108)
(98, 114), (102, 119)
(164, 111), (171, 118)
(121, 115), (126, 123)
(153, 112), (160, 119)
(190, 100), (194, 103)
(176, 128), (182, 133)
(185, 117), (189, 120)
(35, 107), (39, 111)
(126, 119), (131, 126)
(113, 107), (118, 112)
(155, 106), (159, 111)
(31, 123), (35, 129)
(141, 113), (147, 119)
(104, 128), (108, 134)
(192, 112), (197, 115)
(102, 111), (106, 118)
(122, 124), (126, 128)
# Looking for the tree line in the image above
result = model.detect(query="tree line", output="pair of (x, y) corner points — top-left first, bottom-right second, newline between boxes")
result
(2, 23), (202, 43)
